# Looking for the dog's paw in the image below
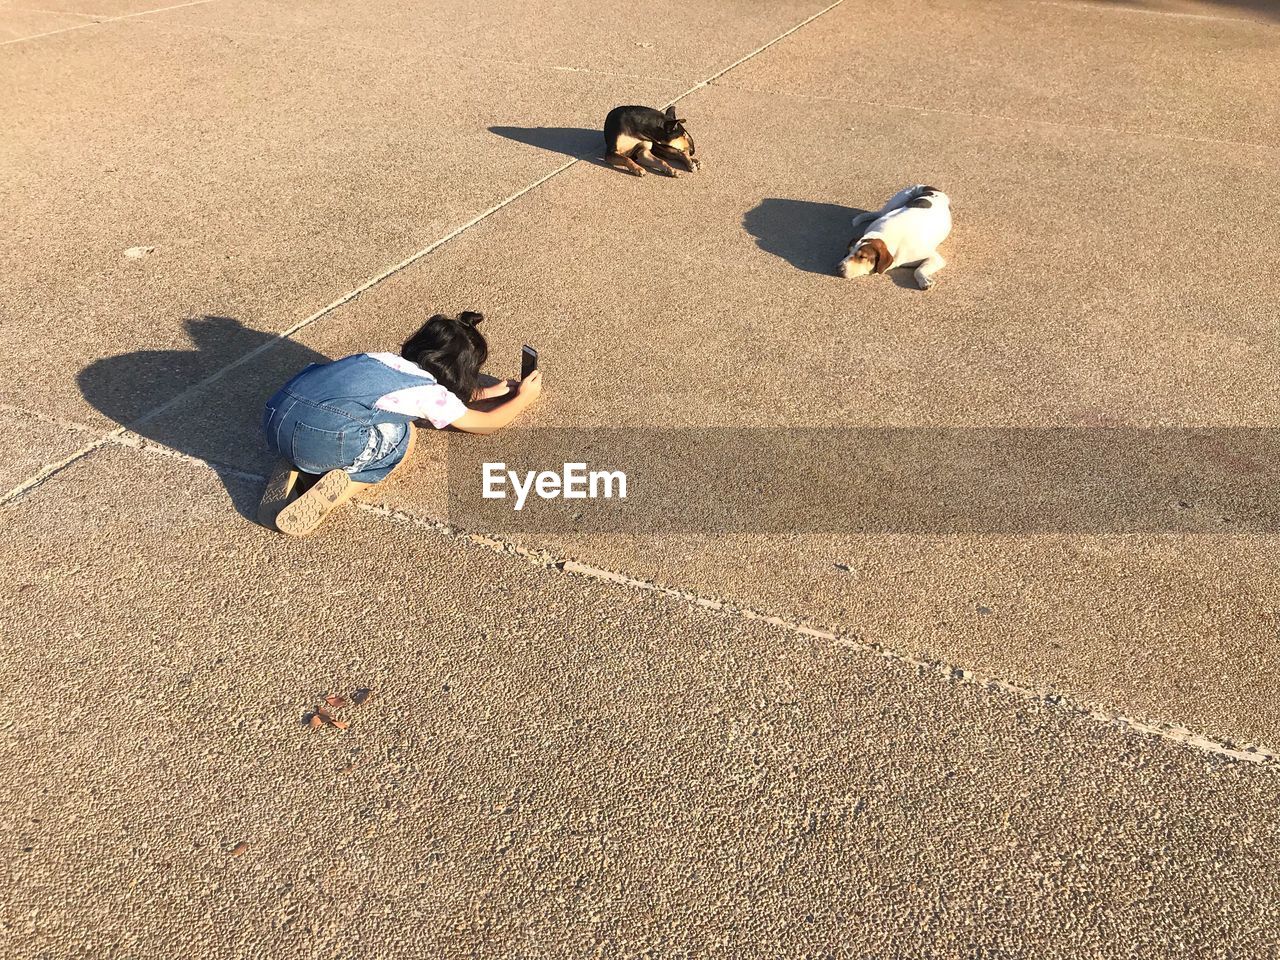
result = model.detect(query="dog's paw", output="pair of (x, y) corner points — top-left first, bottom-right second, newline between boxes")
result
(631, 167), (646, 177)
(688, 158), (702, 172)
(917, 275), (935, 290)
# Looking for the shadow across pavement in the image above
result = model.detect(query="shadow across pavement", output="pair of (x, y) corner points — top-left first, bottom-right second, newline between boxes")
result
(745, 197), (937, 289)
(78, 315), (328, 522)
(1100, 0), (1280, 21)
(743, 197), (867, 277)
(490, 125), (645, 175)
(489, 125), (602, 159)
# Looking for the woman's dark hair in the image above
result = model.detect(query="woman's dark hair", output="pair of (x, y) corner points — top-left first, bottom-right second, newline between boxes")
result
(400, 311), (488, 401)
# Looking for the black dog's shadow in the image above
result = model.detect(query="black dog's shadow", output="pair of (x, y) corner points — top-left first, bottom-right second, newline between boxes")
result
(489, 125), (599, 158)
(490, 125), (644, 176)
(78, 315), (329, 522)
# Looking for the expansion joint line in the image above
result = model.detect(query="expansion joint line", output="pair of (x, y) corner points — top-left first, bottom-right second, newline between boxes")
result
(0, 0), (222, 47)
(0, 0), (848, 507)
(55, 431), (1280, 770)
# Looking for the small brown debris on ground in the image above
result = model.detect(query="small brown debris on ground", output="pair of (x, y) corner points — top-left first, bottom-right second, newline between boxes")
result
(351, 688), (374, 706)
(305, 689), (374, 731)
(229, 842), (248, 857)
(305, 706), (348, 731)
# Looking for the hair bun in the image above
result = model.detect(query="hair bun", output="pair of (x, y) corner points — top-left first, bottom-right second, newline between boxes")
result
(458, 310), (484, 327)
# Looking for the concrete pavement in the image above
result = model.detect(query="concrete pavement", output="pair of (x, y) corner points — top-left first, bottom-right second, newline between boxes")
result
(4, 448), (1280, 957)
(3, 0), (1279, 954)
(132, 73), (1280, 747)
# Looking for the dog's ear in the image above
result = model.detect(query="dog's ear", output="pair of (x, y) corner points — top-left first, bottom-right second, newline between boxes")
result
(458, 310), (484, 327)
(864, 238), (893, 274)
(664, 105), (677, 120)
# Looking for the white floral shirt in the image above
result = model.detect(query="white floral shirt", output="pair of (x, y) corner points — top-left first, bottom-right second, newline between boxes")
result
(366, 352), (467, 429)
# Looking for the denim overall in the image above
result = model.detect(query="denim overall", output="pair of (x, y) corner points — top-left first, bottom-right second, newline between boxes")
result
(262, 355), (423, 483)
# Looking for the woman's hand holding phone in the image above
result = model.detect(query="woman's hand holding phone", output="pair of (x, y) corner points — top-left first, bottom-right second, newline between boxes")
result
(449, 361), (541, 435)
(517, 369), (542, 404)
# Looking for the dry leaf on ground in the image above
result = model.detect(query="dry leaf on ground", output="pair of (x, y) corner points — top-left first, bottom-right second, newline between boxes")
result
(304, 705), (352, 732)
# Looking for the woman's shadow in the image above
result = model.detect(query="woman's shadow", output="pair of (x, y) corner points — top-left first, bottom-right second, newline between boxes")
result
(78, 315), (328, 521)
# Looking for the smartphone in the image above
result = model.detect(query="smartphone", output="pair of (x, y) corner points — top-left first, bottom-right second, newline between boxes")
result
(520, 344), (538, 380)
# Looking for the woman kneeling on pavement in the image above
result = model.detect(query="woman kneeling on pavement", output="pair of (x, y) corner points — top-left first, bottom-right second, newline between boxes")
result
(258, 310), (541, 536)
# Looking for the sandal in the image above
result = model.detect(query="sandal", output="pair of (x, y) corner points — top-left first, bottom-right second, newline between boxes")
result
(274, 468), (353, 537)
(257, 458), (301, 530)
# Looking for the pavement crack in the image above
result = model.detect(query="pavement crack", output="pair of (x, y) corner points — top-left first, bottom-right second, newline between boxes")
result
(0, 403), (102, 436)
(34, 433), (1276, 771)
(0, 0), (852, 505)
(16, 0), (1266, 773)
(0, 403), (107, 506)
(664, 0), (848, 107)
(347, 494), (1280, 769)
(0, 0), (221, 47)
(5, 7), (104, 20)
(0, 433), (120, 507)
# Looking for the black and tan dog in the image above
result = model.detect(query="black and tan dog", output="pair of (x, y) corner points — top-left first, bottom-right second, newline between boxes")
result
(603, 105), (700, 177)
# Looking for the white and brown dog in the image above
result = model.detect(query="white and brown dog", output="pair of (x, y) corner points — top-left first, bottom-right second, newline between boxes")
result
(836, 184), (951, 289)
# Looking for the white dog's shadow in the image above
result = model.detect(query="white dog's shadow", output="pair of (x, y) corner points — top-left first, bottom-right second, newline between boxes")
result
(745, 198), (939, 289)
(743, 198), (869, 277)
